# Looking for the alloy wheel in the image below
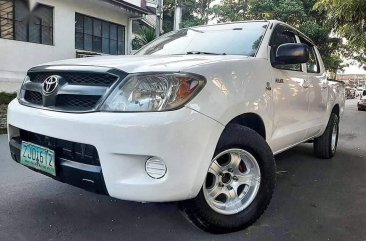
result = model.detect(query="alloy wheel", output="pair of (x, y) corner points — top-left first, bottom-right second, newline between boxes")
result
(203, 149), (261, 215)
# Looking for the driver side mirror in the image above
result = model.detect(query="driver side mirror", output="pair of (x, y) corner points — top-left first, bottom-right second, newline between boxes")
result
(275, 43), (309, 65)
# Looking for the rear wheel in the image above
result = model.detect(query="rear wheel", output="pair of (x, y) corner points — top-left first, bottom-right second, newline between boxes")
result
(181, 124), (276, 233)
(313, 113), (339, 159)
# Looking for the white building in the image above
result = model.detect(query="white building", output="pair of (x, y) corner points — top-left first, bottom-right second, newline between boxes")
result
(0, 0), (155, 92)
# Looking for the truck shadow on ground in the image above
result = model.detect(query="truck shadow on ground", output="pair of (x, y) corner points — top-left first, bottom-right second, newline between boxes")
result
(5, 143), (363, 241)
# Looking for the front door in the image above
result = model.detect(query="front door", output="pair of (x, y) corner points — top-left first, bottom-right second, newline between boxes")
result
(268, 26), (310, 153)
(300, 39), (329, 137)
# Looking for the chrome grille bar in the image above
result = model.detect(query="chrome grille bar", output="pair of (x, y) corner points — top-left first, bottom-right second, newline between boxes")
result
(19, 65), (128, 113)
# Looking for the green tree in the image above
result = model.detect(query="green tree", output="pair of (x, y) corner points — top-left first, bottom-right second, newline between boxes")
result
(251, 0), (307, 25)
(210, 0), (251, 22)
(195, 0), (214, 24)
(253, 0), (346, 74)
(211, 0), (345, 74)
(315, 0), (366, 69)
(162, 0), (210, 33)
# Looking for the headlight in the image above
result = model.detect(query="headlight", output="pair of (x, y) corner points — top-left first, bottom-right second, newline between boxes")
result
(100, 73), (206, 112)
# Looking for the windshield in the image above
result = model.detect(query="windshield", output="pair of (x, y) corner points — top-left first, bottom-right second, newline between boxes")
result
(136, 22), (268, 56)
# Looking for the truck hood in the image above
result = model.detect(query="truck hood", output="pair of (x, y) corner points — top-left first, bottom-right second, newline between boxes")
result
(39, 55), (250, 73)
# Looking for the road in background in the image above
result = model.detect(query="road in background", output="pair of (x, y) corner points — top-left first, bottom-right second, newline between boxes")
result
(0, 99), (365, 241)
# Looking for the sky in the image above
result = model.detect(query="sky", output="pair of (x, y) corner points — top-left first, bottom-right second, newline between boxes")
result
(343, 62), (366, 75)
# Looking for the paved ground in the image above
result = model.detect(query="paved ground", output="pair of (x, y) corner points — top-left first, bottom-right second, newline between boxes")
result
(0, 99), (365, 241)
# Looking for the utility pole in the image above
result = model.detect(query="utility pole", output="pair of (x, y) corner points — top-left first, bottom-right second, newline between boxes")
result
(155, 0), (163, 37)
(173, 0), (182, 31)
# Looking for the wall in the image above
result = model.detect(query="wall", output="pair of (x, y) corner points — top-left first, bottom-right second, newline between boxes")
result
(123, 0), (142, 7)
(0, 0), (131, 92)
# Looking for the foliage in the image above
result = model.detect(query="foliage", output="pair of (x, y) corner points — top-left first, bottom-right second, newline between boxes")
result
(195, 0), (214, 24)
(160, 0), (364, 73)
(210, 0), (251, 22)
(251, 0), (308, 25)
(315, 0), (366, 69)
(297, 19), (346, 73)
(0, 92), (17, 105)
(162, 0), (209, 33)
(132, 27), (156, 50)
(211, 0), (345, 73)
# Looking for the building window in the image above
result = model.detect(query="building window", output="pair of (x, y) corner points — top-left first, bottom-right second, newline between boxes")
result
(75, 13), (125, 55)
(0, 0), (53, 45)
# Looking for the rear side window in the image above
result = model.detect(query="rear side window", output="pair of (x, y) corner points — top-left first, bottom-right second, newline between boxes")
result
(307, 48), (320, 73)
(269, 27), (301, 71)
(300, 38), (320, 73)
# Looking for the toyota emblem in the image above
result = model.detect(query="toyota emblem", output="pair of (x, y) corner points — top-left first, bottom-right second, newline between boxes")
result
(42, 75), (60, 95)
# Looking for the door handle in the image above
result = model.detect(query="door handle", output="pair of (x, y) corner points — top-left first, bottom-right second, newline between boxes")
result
(302, 80), (311, 88)
(266, 82), (272, 91)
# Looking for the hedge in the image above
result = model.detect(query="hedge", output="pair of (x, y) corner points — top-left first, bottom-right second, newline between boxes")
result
(0, 92), (17, 134)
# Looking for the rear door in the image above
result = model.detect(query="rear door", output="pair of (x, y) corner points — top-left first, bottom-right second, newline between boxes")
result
(300, 37), (328, 137)
(268, 25), (310, 153)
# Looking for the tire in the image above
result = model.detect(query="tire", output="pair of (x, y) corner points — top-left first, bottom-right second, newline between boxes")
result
(181, 124), (276, 234)
(313, 113), (339, 159)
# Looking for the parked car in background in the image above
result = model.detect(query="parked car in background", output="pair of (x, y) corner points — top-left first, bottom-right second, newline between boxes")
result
(8, 20), (345, 233)
(346, 87), (356, 99)
(357, 87), (365, 98)
(358, 96), (366, 111)
(361, 90), (366, 99)
(354, 88), (360, 97)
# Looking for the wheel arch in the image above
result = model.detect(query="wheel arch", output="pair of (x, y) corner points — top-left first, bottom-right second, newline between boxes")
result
(331, 104), (340, 117)
(226, 113), (267, 140)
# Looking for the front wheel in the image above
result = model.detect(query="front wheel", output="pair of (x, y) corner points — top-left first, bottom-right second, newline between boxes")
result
(181, 124), (276, 233)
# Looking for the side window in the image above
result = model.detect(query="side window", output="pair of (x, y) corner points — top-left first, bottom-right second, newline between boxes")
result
(307, 48), (319, 73)
(269, 27), (301, 71)
(300, 38), (320, 73)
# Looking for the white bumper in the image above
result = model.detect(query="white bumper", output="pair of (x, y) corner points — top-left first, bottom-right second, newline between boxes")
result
(7, 100), (224, 202)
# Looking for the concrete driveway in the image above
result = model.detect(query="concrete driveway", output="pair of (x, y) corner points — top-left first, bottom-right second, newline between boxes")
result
(0, 99), (365, 241)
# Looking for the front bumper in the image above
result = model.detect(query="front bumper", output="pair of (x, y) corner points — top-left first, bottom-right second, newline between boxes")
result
(9, 128), (109, 195)
(7, 100), (224, 202)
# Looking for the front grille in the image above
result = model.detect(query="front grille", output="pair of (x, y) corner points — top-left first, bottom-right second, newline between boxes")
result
(29, 72), (118, 87)
(20, 129), (100, 166)
(56, 95), (101, 109)
(24, 90), (42, 105)
(20, 67), (126, 112)
(28, 72), (50, 84)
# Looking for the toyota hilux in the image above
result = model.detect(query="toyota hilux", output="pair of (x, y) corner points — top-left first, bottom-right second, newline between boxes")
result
(8, 20), (345, 233)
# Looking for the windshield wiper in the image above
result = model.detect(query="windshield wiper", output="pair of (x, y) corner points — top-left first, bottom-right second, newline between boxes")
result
(186, 51), (226, 55)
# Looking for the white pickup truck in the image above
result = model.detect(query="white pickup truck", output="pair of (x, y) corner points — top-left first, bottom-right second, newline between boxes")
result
(8, 20), (345, 233)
